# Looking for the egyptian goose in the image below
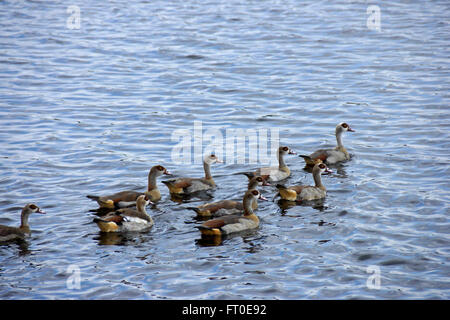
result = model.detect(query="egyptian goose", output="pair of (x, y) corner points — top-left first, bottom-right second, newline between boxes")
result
(275, 163), (332, 201)
(196, 189), (267, 237)
(93, 195), (154, 232)
(0, 204), (45, 242)
(300, 122), (355, 165)
(242, 146), (296, 182)
(187, 176), (269, 218)
(162, 154), (222, 195)
(87, 165), (170, 209)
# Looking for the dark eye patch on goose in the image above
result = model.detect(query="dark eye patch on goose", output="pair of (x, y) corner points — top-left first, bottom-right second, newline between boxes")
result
(251, 190), (259, 196)
(157, 165), (163, 170)
(319, 164), (326, 169)
(210, 154), (216, 158)
(256, 177), (263, 182)
(282, 147), (288, 151)
(342, 123), (348, 128)
(29, 204), (37, 210)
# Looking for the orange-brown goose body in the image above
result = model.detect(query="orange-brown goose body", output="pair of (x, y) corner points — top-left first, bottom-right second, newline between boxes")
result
(93, 195), (154, 232)
(162, 154), (222, 195)
(276, 163), (332, 201)
(242, 146), (296, 182)
(87, 165), (170, 209)
(300, 123), (355, 166)
(188, 176), (269, 218)
(196, 189), (267, 237)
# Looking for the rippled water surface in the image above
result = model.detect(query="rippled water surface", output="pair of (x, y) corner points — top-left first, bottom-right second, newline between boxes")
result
(0, 0), (449, 299)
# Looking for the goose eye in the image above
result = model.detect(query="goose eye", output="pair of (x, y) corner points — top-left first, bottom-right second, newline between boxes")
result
(157, 166), (163, 171)
(210, 154), (216, 158)
(319, 164), (325, 169)
(342, 123), (348, 128)
(282, 147), (288, 151)
(252, 190), (259, 196)
(257, 177), (262, 182)
(29, 204), (37, 210)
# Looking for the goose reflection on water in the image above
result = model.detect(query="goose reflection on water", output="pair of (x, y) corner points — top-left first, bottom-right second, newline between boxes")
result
(195, 228), (262, 248)
(94, 231), (154, 246)
(0, 238), (32, 256)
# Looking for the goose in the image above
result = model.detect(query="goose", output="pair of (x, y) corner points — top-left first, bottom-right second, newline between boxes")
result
(162, 154), (222, 195)
(93, 195), (154, 232)
(187, 176), (269, 218)
(87, 165), (170, 209)
(300, 122), (354, 166)
(275, 163), (332, 201)
(242, 146), (296, 182)
(0, 204), (45, 242)
(196, 189), (267, 237)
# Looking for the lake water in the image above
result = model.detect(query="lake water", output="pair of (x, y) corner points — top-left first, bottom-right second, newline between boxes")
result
(0, 0), (449, 299)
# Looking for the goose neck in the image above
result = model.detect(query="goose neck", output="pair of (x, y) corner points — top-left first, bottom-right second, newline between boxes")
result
(148, 170), (158, 191)
(313, 169), (325, 190)
(336, 129), (344, 148)
(20, 210), (30, 229)
(278, 151), (286, 169)
(203, 161), (212, 179)
(243, 197), (255, 216)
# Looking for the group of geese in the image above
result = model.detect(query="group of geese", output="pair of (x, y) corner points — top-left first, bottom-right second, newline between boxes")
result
(0, 123), (354, 243)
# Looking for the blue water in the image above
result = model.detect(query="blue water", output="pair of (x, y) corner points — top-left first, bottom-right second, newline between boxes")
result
(0, 0), (449, 299)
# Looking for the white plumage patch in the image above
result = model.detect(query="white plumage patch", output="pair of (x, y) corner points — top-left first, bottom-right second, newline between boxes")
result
(299, 187), (326, 201)
(216, 208), (242, 216)
(117, 201), (137, 208)
(120, 216), (153, 232)
(260, 167), (289, 182)
(326, 150), (349, 163)
(187, 180), (212, 193)
(221, 218), (258, 235)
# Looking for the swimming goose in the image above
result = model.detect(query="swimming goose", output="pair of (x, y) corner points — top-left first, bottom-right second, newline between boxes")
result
(187, 176), (269, 218)
(162, 154), (222, 195)
(93, 195), (154, 232)
(242, 146), (296, 182)
(87, 165), (170, 209)
(0, 204), (45, 242)
(275, 163), (332, 201)
(196, 189), (267, 237)
(300, 122), (355, 165)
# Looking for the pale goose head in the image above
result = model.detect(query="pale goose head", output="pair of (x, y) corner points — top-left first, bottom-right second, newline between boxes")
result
(204, 153), (222, 165)
(336, 122), (355, 134)
(248, 176), (271, 188)
(245, 189), (268, 205)
(279, 146), (296, 156)
(23, 203), (46, 217)
(137, 195), (153, 207)
(150, 165), (171, 177)
(313, 162), (333, 175)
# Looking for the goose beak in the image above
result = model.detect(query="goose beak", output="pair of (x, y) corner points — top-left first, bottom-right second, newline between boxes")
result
(216, 159), (223, 163)
(164, 169), (171, 175)
(348, 127), (355, 132)
(37, 208), (46, 214)
(258, 194), (268, 201)
(324, 168), (333, 174)
(288, 149), (297, 155)
(262, 180), (271, 186)
(144, 196), (153, 205)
